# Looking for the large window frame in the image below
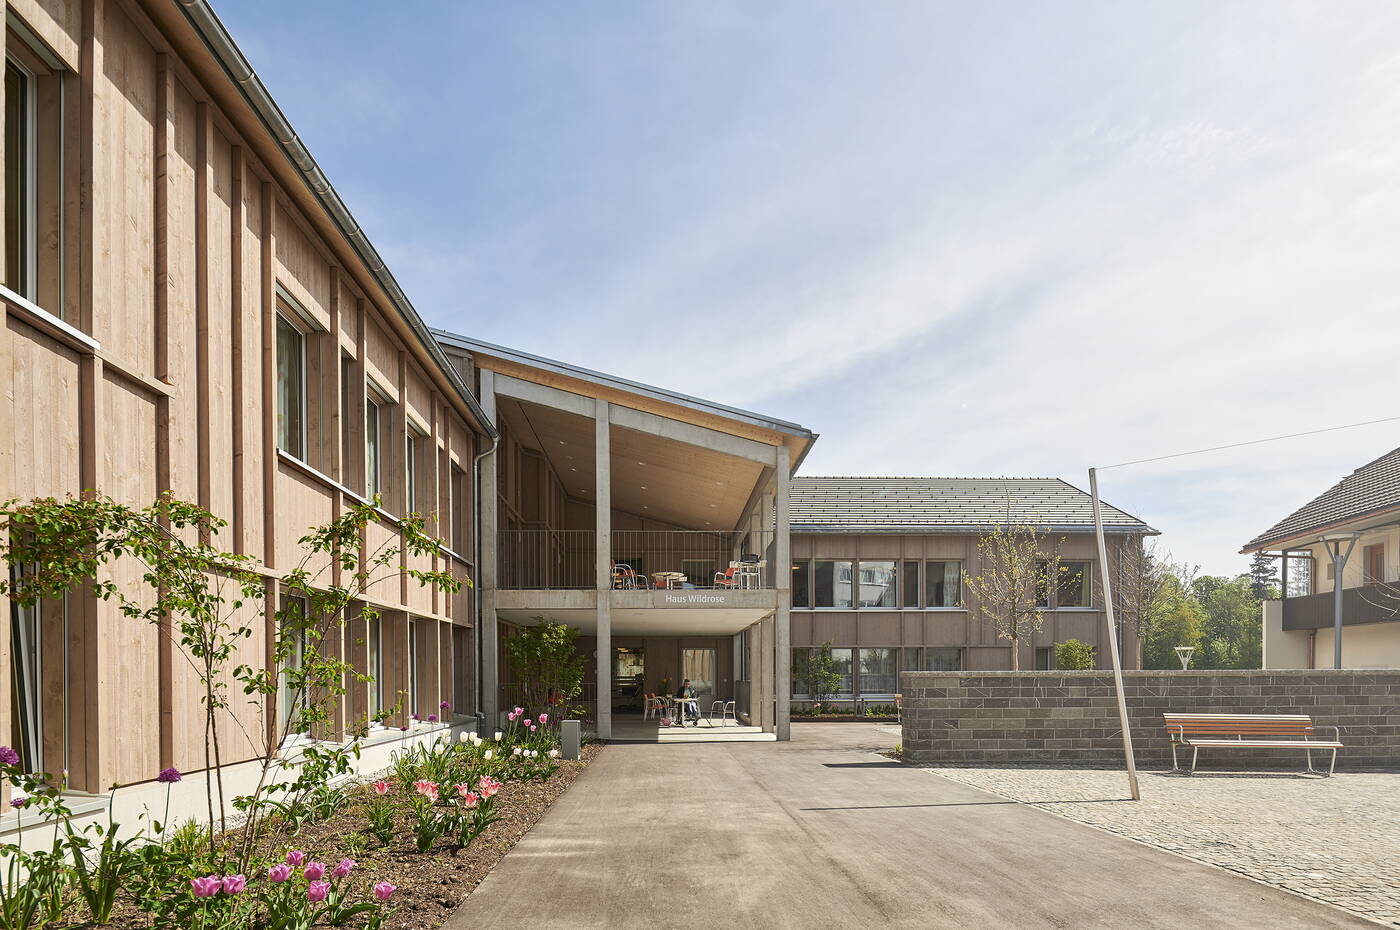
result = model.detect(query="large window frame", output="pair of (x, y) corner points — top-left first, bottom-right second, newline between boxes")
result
(792, 558), (964, 610)
(405, 420), (426, 515)
(365, 385), (386, 501)
(1037, 559), (1093, 609)
(275, 312), (308, 461)
(5, 55), (36, 300)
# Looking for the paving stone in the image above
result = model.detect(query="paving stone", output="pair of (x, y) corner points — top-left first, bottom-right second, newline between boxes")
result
(914, 763), (1400, 928)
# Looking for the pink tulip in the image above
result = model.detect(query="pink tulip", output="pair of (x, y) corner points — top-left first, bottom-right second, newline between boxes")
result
(267, 864), (293, 883)
(374, 882), (397, 901)
(304, 862), (327, 881)
(371, 779), (391, 796)
(538, 713), (549, 724)
(476, 775), (502, 798)
(514, 706), (523, 715)
(307, 881), (331, 903)
(530, 724), (538, 732)
(331, 858), (355, 880)
(414, 779), (440, 801)
(222, 874), (247, 895)
(460, 790), (480, 808)
(285, 850), (305, 867)
(190, 875), (221, 898)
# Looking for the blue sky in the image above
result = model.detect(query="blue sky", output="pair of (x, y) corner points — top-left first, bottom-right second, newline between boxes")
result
(218, 1), (1400, 575)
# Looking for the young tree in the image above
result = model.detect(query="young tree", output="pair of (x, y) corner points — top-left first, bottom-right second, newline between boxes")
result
(1115, 538), (1177, 647)
(793, 642), (843, 708)
(1141, 575), (1205, 669)
(1248, 552), (1280, 599)
(1192, 574), (1262, 669)
(962, 513), (1061, 671)
(504, 617), (585, 713)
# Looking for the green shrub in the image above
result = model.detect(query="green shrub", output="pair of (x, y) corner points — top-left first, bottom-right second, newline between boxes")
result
(1055, 639), (1095, 670)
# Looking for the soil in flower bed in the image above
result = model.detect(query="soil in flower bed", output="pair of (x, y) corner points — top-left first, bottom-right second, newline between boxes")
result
(90, 742), (602, 930)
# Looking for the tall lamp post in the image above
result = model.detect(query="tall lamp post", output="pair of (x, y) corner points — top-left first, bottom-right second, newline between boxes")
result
(1088, 467), (1139, 801)
(1319, 532), (1360, 670)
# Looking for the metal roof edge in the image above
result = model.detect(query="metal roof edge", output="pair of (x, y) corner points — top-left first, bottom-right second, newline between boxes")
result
(790, 524), (1158, 536)
(433, 329), (816, 442)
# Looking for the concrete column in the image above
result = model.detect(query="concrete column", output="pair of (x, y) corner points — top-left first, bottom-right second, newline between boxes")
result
(594, 398), (612, 739)
(757, 616), (775, 731)
(479, 371), (499, 725)
(775, 444), (792, 741)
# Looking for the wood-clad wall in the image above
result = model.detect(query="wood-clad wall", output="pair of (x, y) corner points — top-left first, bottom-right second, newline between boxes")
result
(0, 0), (481, 791)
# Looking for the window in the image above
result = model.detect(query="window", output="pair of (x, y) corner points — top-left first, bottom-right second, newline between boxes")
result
(682, 559), (717, 586)
(1056, 561), (1091, 608)
(9, 564), (42, 773)
(813, 560), (853, 608)
(901, 561), (920, 608)
(925, 647), (963, 671)
(858, 647), (897, 695)
(791, 561), (811, 608)
(614, 647), (645, 691)
(365, 615), (382, 722)
(1036, 560), (1092, 609)
(1035, 647), (1055, 670)
(450, 465), (468, 553)
(1365, 544), (1385, 585)
(278, 595), (308, 734)
(900, 647), (923, 674)
(858, 561), (897, 608)
(451, 626), (470, 715)
(830, 648), (853, 695)
(405, 423), (424, 514)
(275, 315), (306, 459)
(925, 560), (962, 608)
(365, 394), (382, 500)
(5, 58), (34, 297)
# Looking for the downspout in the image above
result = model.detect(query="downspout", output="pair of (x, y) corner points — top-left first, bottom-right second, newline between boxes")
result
(472, 433), (499, 728)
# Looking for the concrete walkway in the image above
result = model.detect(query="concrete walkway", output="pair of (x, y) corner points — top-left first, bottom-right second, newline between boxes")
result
(445, 723), (1377, 929)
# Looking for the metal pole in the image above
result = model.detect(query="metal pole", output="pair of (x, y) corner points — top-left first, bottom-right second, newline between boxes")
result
(1088, 468), (1139, 801)
(1325, 536), (1357, 670)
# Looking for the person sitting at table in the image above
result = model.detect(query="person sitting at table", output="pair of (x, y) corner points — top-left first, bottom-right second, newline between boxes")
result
(674, 679), (700, 727)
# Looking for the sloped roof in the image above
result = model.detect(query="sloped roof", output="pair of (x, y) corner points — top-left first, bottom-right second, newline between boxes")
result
(1243, 445), (1400, 551)
(790, 477), (1156, 534)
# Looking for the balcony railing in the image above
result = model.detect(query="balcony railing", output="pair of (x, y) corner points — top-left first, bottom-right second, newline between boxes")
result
(497, 529), (775, 590)
(1281, 580), (1400, 630)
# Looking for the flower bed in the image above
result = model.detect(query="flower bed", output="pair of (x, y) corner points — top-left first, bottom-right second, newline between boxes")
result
(1, 713), (600, 930)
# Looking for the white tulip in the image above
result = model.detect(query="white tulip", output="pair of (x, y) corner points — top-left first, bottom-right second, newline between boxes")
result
(512, 747), (522, 756)
(459, 732), (470, 743)
(549, 749), (560, 759)
(494, 731), (503, 741)
(483, 749), (494, 760)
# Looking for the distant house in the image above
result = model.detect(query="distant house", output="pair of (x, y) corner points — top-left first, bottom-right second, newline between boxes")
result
(789, 476), (1157, 697)
(1243, 446), (1400, 669)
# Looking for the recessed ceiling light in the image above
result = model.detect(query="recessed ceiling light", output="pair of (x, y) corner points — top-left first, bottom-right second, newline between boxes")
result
(642, 505), (649, 510)
(704, 521), (712, 526)
(709, 504), (717, 508)
(570, 468), (577, 472)
(559, 441), (567, 446)
(640, 486), (648, 491)
(637, 461), (646, 466)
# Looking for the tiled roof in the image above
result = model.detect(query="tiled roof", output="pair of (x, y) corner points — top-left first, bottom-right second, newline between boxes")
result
(789, 477), (1155, 534)
(1243, 445), (1400, 551)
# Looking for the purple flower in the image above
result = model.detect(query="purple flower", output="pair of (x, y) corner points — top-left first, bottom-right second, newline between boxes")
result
(267, 864), (292, 883)
(222, 874), (247, 895)
(439, 701), (451, 710)
(190, 875), (222, 898)
(330, 857), (355, 879)
(9, 797), (26, 810)
(157, 767), (182, 784)
(285, 850), (305, 867)
(307, 881), (331, 903)
(411, 713), (421, 721)
(303, 862), (326, 881)
(427, 714), (438, 723)
(0, 747), (18, 767)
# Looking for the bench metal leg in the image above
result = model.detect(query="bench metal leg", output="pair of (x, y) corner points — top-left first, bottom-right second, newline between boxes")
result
(1170, 741), (1178, 772)
(1190, 746), (1198, 774)
(1306, 747), (1314, 775)
(1329, 748), (1337, 777)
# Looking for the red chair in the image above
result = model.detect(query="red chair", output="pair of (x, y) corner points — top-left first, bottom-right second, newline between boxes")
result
(714, 565), (740, 588)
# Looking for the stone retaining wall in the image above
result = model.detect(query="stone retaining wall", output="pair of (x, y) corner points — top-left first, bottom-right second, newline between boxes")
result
(901, 669), (1400, 769)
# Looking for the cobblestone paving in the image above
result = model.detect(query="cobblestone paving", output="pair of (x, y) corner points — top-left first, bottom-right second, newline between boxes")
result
(918, 764), (1400, 927)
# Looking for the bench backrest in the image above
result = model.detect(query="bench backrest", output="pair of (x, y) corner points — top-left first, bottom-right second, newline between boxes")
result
(1163, 713), (1314, 739)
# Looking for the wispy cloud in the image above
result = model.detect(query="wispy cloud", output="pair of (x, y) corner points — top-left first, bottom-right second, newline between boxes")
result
(219, 0), (1400, 573)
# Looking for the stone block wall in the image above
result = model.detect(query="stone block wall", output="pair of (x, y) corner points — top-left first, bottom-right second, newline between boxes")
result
(901, 670), (1400, 770)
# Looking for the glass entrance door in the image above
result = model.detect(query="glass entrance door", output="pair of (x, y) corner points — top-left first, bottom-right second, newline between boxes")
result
(681, 648), (716, 706)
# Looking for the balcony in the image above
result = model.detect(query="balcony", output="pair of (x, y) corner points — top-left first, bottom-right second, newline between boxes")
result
(1281, 581), (1400, 631)
(497, 529), (775, 590)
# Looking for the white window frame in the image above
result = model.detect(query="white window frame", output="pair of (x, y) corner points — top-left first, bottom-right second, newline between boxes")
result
(365, 386), (385, 500)
(405, 420), (427, 515)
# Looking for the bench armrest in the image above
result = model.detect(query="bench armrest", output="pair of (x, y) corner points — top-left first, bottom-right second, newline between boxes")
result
(1166, 724), (1186, 742)
(1310, 725), (1341, 742)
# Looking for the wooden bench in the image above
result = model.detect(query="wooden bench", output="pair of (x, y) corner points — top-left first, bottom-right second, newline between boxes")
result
(1163, 713), (1343, 776)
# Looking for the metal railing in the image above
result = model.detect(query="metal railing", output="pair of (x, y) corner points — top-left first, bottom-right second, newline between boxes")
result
(1281, 580), (1400, 631)
(497, 529), (774, 589)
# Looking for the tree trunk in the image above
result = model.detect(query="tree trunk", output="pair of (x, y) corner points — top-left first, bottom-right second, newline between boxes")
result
(1010, 635), (1020, 671)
